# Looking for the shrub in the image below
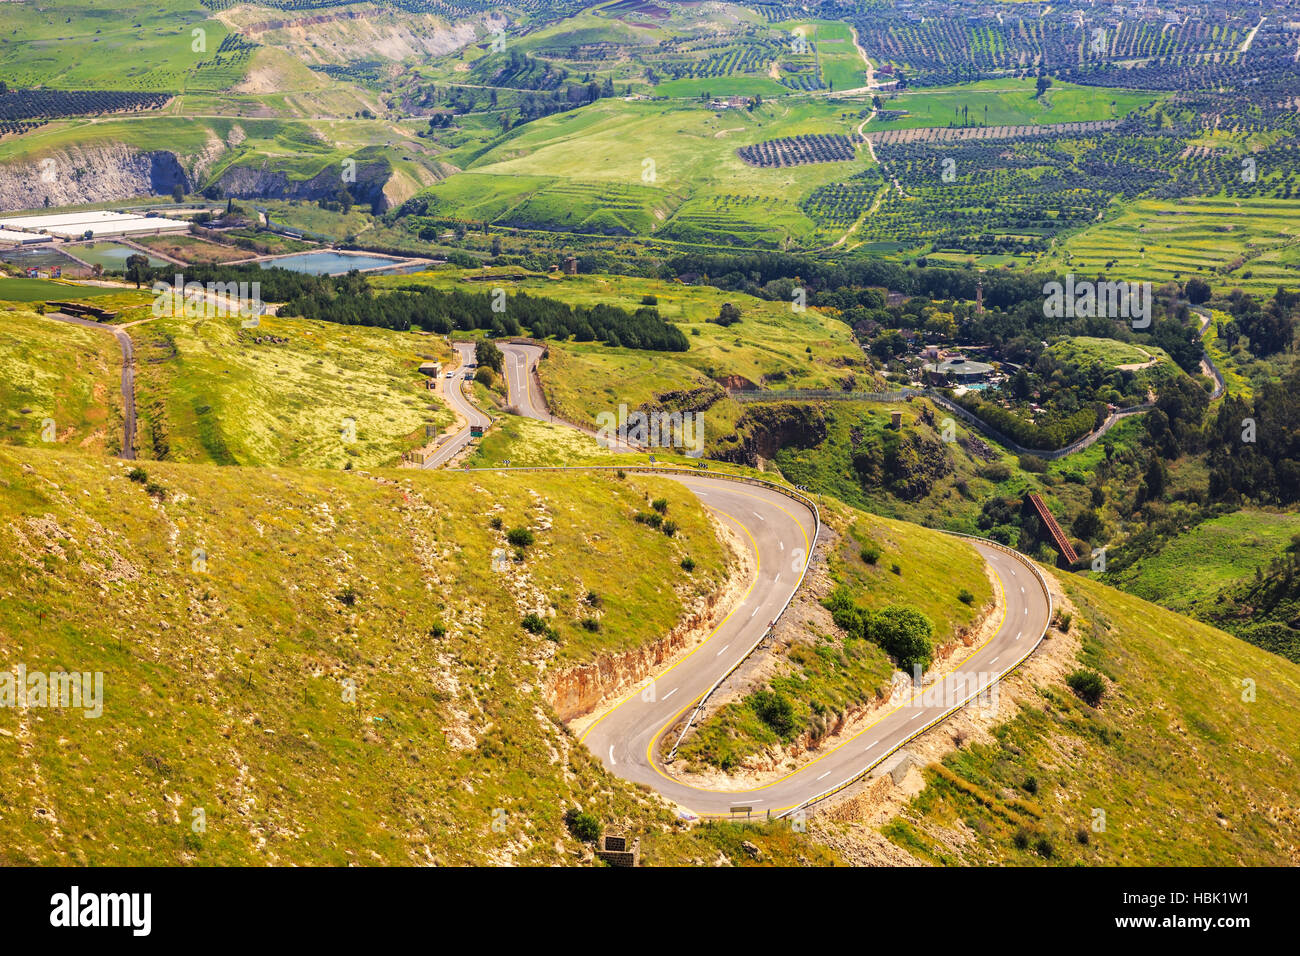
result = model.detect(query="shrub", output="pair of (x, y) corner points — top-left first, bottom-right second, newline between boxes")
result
(867, 605), (935, 671)
(578, 617), (601, 632)
(127, 467), (148, 484)
(1023, 775), (1038, 795)
(521, 613), (548, 635)
(1035, 836), (1054, 858)
(489, 515), (503, 530)
(337, 584), (358, 607)
(749, 689), (796, 739)
(1012, 827), (1031, 850)
(1076, 827), (1090, 845)
(890, 563), (902, 575)
(635, 512), (662, 529)
(958, 588), (975, 605)
(651, 497), (668, 514)
(564, 808), (601, 843)
(1055, 611), (1072, 632)
(661, 520), (678, 537)
(859, 543), (880, 565)
(1066, 669), (1106, 707)
(428, 621), (447, 639)
(585, 591), (602, 608)
(506, 527), (535, 548)
(680, 557), (696, 572)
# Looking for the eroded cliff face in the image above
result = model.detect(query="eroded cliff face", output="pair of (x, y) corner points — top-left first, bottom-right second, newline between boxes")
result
(0, 145), (191, 212)
(715, 402), (828, 466)
(544, 586), (730, 723)
(212, 157), (395, 212)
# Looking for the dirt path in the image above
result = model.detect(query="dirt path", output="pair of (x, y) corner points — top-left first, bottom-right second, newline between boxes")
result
(42, 312), (135, 460)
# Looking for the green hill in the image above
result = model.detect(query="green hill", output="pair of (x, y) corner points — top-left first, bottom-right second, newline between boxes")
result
(873, 571), (1300, 865)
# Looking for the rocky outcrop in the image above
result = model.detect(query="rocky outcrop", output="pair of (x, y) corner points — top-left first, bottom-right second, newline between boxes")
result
(0, 145), (191, 212)
(716, 402), (827, 466)
(212, 156), (395, 212)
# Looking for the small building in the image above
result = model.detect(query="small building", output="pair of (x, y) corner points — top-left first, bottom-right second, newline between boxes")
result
(563, 256), (578, 275)
(922, 355), (994, 385)
(595, 829), (640, 867)
(418, 362), (441, 378)
(0, 229), (50, 245)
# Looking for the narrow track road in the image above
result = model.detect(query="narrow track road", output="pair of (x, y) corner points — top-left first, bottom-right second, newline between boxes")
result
(43, 311), (135, 460)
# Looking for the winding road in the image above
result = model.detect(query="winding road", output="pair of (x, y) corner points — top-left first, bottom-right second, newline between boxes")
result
(490, 342), (1055, 817)
(423, 341), (491, 468)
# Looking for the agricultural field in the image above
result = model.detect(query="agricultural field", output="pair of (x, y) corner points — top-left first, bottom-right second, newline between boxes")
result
(1043, 197), (1300, 295)
(128, 312), (456, 468)
(132, 234), (248, 265)
(418, 96), (877, 248)
(872, 79), (1157, 131)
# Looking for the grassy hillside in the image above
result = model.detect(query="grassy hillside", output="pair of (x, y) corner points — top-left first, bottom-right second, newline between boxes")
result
(0, 445), (768, 865)
(129, 313), (455, 468)
(677, 496), (993, 771)
(0, 309), (123, 455)
(879, 572), (1300, 865)
(420, 96), (876, 248)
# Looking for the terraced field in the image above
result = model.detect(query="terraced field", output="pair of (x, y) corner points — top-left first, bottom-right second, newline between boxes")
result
(1044, 197), (1300, 295)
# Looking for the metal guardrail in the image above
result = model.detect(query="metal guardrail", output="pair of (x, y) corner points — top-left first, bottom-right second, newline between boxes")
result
(663, 480), (821, 761)
(775, 532), (1054, 819)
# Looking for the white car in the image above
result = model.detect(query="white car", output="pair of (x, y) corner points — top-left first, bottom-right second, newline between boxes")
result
(445, 371), (455, 379)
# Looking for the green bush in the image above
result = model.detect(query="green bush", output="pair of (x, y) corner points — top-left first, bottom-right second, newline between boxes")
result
(506, 527), (535, 548)
(680, 557), (696, 572)
(661, 520), (678, 537)
(521, 613), (548, 635)
(958, 588), (975, 605)
(749, 689), (796, 739)
(1066, 669), (1106, 707)
(1013, 827), (1032, 850)
(578, 617), (601, 632)
(651, 497), (668, 514)
(564, 808), (601, 843)
(859, 544), (880, 565)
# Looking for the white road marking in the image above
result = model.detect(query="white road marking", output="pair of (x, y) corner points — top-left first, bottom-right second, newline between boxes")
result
(868, 740), (879, 748)
(991, 656), (1000, 665)
(912, 711), (924, 721)
(608, 745), (616, 765)
(1024, 607), (1029, 615)
(774, 573), (781, 584)
(779, 541), (784, 551)
(817, 771), (832, 781)
(750, 606), (759, 617)
(663, 688), (677, 700)
(753, 512), (765, 521)
(716, 644), (730, 656)
(1015, 632), (1022, 641)
(1010, 568), (1016, 576)
(1020, 586), (1025, 594)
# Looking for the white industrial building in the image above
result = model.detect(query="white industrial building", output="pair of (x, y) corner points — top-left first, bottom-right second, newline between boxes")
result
(0, 228), (51, 245)
(0, 210), (189, 238)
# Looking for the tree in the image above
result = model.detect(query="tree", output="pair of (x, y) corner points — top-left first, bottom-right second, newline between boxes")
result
(172, 184), (185, 204)
(1185, 276), (1211, 304)
(476, 338), (504, 374)
(712, 301), (742, 326)
(1036, 75), (1052, 97)
(125, 254), (150, 289)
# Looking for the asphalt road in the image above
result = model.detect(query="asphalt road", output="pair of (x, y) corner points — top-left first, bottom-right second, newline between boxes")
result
(424, 341), (491, 469)
(44, 311), (135, 460)
(498, 341), (1054, 816)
